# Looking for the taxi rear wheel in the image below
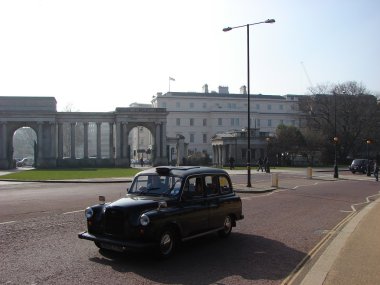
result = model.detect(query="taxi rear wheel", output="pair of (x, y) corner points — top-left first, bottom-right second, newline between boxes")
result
(218, 215), (233, 238)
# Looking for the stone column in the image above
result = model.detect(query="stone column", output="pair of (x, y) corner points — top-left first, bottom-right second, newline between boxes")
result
(57, 123), (63, 159)
(123, 123), (130, 159)
(109, 122), (114, 158)
(83, 122), (89, 159)
(115, 122), (122, 159)
(70, 122), (76, 159)
(155, 123), (161, 158)
(38, 122), (43, 161)
(162, 122), (167, 158)
(96, 122), (102, 159)
(212, 145), (216, 165)
(0, 122), (7, 159)
(50, 122), (56, 158)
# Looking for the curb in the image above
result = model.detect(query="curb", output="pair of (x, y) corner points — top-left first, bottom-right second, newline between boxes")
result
(0, 178), (132, 183)
(233, 183), (275, 194)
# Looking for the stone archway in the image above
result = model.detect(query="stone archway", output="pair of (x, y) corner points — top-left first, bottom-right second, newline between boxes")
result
(12, 125), (38, 167)
(0, 96), (168, 169)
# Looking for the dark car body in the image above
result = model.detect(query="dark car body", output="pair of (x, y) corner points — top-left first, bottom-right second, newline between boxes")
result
(78, 166), (244, 257)
(349, 159), (373, 174)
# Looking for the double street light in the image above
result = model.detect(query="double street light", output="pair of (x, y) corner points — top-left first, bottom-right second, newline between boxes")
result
(223, 19), (275, 187)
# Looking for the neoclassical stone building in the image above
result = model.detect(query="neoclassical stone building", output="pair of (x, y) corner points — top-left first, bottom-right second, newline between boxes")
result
(0, 96), (169, 169)
(151, 85), (306, 165)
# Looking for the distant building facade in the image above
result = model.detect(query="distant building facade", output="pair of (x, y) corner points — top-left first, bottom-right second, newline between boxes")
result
(151, 85), (306, 162)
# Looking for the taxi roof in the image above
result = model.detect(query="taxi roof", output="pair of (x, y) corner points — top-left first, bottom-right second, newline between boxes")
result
(136, 166), (229, 178)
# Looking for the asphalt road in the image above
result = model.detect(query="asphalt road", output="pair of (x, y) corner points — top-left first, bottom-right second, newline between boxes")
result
(0, 172), (379, 285)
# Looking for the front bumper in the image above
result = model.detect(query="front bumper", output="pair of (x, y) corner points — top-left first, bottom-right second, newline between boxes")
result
(78, 231), (156, 251)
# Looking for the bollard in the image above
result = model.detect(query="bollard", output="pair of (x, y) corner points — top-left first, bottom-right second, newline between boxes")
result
(271, 173), (279, 187)
(307, 167), (313, 179)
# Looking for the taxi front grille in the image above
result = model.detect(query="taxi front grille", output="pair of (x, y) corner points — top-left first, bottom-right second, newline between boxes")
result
(104, 208), (126, 236)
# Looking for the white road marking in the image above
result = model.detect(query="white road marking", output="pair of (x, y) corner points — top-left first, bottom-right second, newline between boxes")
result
(0, 221), (17, 225)
(63, 210), (83, 215)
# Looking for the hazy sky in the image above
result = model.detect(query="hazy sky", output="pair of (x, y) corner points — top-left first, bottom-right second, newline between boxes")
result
(1, 0), (379, 112)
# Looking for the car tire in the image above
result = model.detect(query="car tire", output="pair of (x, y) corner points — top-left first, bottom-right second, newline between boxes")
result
(156, 227), (176, 258)
(94, 241), (103, 249)
(218, 215), (233, 238)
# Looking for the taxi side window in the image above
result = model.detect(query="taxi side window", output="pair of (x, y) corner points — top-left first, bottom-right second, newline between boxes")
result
(184, 176), (204, 198)
(220, 176), (232, 194)
(205, 175), (219, 195)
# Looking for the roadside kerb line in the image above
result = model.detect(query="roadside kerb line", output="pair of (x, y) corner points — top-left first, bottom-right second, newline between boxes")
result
(281, 210), (357, 285)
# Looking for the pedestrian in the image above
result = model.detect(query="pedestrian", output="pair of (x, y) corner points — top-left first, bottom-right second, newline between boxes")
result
(264, 157), (270, 173)
(140, 157), (144, 167)
(374, 162), (379, 181)
(229, 157), (235, 169)
(257, 157), (264, 172)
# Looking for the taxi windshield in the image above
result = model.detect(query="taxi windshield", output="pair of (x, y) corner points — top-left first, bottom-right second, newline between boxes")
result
(128, 174), (182, 197)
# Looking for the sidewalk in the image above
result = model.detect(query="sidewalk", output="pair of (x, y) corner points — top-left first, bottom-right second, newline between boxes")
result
(299, 198), (380, 285)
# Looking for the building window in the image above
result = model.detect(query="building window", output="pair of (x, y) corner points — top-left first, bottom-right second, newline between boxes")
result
(162, 102), (167, 108)
(190, 102), (194, 109)
(227, 103), (236, 109)
(280, 119), (284, 125)
(267, 104), (272, 110)
(218, 118), (222, 126)
(256, 119), (260, 127)
(256, 104), (260, 110)
(291, 120), (296, 126)
(268, 119), (272, 127)
(203, 118), (207, 126)
(279, 104), (284, 110)
(203, 134), (207, 143)
(190, 118), (194, 126)
(176, 102), (180, 108)
(190, 133), (195, 143)
(231, 118), (239, 126)
(176, 118), (180, 126)
(203, 102), (207, 109)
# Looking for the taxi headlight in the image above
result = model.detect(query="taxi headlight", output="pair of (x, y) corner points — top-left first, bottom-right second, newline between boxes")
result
(139, 214), (150, 226)
(85, 207), (94, 219)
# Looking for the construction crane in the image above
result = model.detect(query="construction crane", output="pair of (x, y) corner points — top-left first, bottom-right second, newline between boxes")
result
(300, 61), (313, 88)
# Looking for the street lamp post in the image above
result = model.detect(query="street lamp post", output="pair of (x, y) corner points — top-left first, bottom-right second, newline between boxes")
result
(333, 136), (339, 178)
(223, 19), (275, 187)
(333, 91), (339, 178)
(266, 137), (271, 173)
(367, 139), (371, 176)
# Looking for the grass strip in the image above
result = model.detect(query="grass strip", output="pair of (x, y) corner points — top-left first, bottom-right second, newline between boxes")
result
(0, 168), (141, 180)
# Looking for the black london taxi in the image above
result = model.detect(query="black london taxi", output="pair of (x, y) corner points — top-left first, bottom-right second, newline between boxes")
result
(78, 166), (244, 257)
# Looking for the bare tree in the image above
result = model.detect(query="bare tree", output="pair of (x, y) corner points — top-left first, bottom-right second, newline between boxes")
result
(300, 81), (379, 163)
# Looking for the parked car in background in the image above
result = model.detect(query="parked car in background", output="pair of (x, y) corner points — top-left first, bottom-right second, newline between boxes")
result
(349, 159), (373, 174)
(16, 158), (28, 167)
(78, 166), (244, 258)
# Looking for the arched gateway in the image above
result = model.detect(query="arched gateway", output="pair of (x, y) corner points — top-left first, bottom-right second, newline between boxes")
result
(0, 96), (168, 169)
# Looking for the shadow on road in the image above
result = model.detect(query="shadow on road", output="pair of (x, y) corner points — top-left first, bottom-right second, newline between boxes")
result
(89, 232), (305, 284)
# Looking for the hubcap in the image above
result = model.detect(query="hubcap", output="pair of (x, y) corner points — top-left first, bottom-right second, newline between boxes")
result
(224, 216), (232, 233)
(160, 233), (172, 255)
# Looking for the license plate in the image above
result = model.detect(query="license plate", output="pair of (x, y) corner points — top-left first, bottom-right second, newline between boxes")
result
(100, 242), (124, 252)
